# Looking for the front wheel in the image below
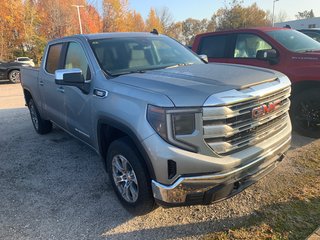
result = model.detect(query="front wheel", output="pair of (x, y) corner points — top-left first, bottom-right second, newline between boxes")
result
(28, 99), (52, 134)
(8, 70), (20, 83)
(106, 137), (155, 215)
(291, 89), (320, 138)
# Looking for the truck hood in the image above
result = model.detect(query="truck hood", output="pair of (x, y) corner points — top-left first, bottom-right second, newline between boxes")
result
(114, 63), (284, 107)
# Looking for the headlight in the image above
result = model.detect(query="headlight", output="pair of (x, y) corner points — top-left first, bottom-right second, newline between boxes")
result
(172, 113), (195, 135)
(147, 105), (199, 152)
(147, 105), (167, 140)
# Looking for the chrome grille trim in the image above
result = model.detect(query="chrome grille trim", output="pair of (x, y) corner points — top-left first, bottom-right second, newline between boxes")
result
(203, 87), (291, 121)
(202, 77), (291, 155)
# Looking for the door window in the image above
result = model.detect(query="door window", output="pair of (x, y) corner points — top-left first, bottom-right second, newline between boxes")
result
(65, 42), (91, 80)
(45, 44), (63, 74)
(303, 31), (320, 42)
(234, 34), (272, 58)
(198, 35), (227, 58)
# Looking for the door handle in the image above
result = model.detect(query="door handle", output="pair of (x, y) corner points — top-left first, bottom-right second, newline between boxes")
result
(57, 87), (65, 93)
(39, 81), (44, 86)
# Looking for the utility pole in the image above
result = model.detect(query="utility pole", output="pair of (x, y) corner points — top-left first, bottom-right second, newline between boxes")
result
(272, 0), (279, 27)
(72, 5), (84, 34)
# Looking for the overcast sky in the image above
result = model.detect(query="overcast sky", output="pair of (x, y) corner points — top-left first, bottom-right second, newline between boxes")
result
(93, 0), (319, 22)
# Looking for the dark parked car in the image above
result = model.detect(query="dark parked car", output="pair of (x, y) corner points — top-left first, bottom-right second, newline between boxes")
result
(299, 28), (320, 42)
(0, 61), (25, 83)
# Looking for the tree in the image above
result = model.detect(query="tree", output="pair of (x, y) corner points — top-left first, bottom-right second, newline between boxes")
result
(102, 0), (131, 32)
(129, 11), (145, 32)
(146, 8), (163, 33)
(181, 18), (210, 45)
(81, 5), (102, 33)
(295, 9), (315, 19)
(36, 0), (86, 39)
(276, 10), (288, 22)
(166, 22), (183, 42)
(22, 0), (46, 63)
(0, 0), (24, 60)
(156, 7), (174, 35)
(212, 0), (270, 31)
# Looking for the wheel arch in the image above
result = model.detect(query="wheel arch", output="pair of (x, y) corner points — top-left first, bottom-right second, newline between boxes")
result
(291, 80), (320, 96)
(7, 68), (20, 78)
(97, 117), (156, 180)
(23, 88), (33, 106)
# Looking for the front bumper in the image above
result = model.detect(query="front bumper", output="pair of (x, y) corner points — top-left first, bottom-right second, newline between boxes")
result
(152, 135), (291, 207)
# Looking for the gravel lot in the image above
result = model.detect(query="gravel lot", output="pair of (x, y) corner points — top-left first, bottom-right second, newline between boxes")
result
(0, 83), (318, 240)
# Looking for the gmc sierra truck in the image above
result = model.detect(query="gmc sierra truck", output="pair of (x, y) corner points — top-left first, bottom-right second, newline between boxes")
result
(21, 32), (292, 215)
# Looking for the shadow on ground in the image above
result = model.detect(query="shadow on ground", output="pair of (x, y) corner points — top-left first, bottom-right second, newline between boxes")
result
(0, 108), (318, 240)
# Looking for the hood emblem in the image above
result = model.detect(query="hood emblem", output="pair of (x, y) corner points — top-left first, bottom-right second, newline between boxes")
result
(252, 100), (281, 119)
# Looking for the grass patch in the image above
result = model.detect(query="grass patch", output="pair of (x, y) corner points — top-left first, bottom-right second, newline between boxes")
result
(203, 140), (320, 240)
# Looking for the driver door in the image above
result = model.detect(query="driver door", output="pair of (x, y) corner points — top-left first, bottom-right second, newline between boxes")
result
(62, 41), (93, 145)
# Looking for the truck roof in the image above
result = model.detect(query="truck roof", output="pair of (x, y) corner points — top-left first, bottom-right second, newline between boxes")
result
(84, 32), (163, 40)
(48, 32), (164, 45)
(196, 27), (291, 37)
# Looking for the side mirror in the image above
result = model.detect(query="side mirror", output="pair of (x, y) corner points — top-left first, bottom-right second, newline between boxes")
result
(55, 68), (90, 94)
(55, 68), (84, 84)
(256, 49), (278, 65)
(199, 54), (208, 63)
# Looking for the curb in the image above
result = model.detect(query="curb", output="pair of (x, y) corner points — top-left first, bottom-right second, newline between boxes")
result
(307, 227), (320, 240)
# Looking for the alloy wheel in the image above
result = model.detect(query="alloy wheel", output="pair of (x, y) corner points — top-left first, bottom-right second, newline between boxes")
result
(112, 154), (139, 203)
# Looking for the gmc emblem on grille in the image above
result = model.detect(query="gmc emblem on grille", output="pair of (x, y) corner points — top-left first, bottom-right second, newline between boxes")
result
(252, 100), (281, 119)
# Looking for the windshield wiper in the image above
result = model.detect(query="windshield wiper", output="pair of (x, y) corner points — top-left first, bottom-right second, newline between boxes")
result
(110, 63), (196, 76)
(112, 69), (146, 76)
(165, 62), (195, 69)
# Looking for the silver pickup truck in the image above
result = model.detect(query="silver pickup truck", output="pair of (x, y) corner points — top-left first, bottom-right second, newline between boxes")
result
(21, 32), (292, 215)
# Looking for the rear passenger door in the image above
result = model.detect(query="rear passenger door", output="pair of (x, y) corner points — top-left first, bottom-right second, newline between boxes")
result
(39, 43), (67, 128)
(196, 34), (233, 63)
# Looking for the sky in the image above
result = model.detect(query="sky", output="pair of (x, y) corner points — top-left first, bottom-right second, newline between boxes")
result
(94, 0), (319, 22)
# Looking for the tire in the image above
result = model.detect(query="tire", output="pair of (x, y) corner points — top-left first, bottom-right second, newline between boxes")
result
(291, 88), (320, 138)
(28, 99), (52, 134)
(106, 136), (156, 215)
(8, 70), (20, 83)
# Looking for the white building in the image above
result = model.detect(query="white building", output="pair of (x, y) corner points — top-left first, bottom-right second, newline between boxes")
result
(275, 17), (320, 29)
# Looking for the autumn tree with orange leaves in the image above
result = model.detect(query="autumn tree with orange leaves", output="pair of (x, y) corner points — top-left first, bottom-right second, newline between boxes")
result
(0, 0), (274, 63)
(0, 0), (24, 60)
(146, 8), (164, 33)
(103, 0), (131, 32)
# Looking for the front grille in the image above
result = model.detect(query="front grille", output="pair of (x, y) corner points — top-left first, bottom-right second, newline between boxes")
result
(203, 87), (291, 155)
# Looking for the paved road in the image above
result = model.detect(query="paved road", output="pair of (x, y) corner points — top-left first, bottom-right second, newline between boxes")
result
(0, 82), (25, 109)
(0, 83), (316, 240)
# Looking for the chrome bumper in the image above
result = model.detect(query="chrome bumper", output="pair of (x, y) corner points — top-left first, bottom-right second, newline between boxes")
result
(152, 136), (291, 206)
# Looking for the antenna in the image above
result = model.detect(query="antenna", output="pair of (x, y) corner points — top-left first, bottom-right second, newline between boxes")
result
(150, 29), (159, 35)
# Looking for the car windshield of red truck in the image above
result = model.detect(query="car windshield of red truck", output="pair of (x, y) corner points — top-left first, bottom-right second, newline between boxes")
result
(267, 29), (320, 53)
(89, 36), (203, 77)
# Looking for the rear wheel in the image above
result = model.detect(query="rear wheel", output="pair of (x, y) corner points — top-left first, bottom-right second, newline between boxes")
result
(8, 70), (20, 83)
(28, 99), (52, 134)
(291, 89), (320, 138)
(106, 137), (155, 215)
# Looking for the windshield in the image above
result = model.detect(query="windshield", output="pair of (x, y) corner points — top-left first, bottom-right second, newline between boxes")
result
(267, 29), (320, 53)
(89, 36), (203, 76)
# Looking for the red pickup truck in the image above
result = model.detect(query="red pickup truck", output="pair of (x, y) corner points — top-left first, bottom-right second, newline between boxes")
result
(193, 27), (320, 138)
